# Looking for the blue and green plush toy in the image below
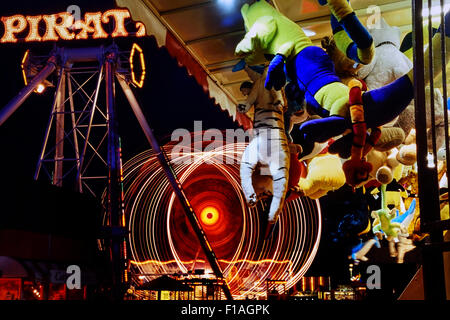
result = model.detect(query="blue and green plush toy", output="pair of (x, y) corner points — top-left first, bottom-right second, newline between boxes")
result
(235, 0), (450, 186)
(318, 0), (374, 65)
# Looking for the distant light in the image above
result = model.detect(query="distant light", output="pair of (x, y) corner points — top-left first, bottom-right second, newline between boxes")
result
(218, 0), (235, 10)
(303, 28), (316, 37)
(427, 153), (436, 168)
(36, 83), (45, 93)
(422, 4), (450, 17)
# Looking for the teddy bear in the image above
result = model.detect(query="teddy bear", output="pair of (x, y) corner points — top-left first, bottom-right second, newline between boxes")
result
(396, 87), (448, 166)
(365, 147), (403, 186)
(356, 17), (413, 92)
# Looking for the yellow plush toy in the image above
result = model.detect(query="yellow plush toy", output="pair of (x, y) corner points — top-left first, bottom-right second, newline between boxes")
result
(296, 153), (346, 199)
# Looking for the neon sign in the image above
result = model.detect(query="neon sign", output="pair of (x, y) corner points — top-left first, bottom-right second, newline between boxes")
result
(0, 9), (146, 43)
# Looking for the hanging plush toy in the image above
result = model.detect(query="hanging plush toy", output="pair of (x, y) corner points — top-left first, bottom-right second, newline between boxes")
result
(396, 88), (448, 165)
(318, 0), (375, 65)
(357, 17), (413, 92)
(294, 152), (346, 199)
(371, 184), (402, 240)
(238, 66), (290, 237)
(321, 35), (361, 86)
(235, 1), (450, 187)
(371, 184), (417, 263)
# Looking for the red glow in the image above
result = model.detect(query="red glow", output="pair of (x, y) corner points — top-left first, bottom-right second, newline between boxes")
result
(169, 166), (243, 263)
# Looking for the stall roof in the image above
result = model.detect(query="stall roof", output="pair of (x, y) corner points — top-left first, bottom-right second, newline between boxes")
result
(117, 0), (414, 116)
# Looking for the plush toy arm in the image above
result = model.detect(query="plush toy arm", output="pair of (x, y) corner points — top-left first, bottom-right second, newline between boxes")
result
(235, 15), (277, 58)
(276, 42), (296, 60)
(237, 81), (259, 113)
(352, 239), (376, 262)
(244, 65), (261, 83)
(265, 54), (287, 91)
(362, 127), (381, 157)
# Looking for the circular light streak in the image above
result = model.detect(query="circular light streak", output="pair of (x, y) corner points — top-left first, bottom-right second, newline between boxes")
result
(123, 133), (322, 299)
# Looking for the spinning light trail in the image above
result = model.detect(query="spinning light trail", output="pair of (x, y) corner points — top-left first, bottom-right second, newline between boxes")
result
(123, 134), (322, 299)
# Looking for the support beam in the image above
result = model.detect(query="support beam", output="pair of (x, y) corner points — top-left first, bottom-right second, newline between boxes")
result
(106, 52), (127, 300)
(0, 56), (57, 126)
(54, 71), (66, 187)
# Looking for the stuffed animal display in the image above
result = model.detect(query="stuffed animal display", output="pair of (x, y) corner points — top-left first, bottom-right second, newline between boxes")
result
(234, 1), (450, 256)
(236, 0), (450, 181)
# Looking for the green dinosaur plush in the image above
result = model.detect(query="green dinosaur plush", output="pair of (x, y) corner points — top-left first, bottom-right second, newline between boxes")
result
(371, 184), (402, 240)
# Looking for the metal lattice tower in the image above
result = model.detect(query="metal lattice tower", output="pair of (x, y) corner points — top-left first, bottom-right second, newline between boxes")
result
(32, 46), (131, 198)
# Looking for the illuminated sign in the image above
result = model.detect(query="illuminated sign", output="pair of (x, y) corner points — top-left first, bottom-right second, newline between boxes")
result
(0, 9), (146, 43)
(129, 43), (146, 88)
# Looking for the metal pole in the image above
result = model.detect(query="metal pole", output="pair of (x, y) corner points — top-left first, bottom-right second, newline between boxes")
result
(67, 70), (82, 192)
(116, 74), (234, 300)
(35, 67), (66, 181)
(54, 71), (66, 187)
(106, 52), (126, 300)
(412, 0), (446, 300)
(0, 56), (57, 127)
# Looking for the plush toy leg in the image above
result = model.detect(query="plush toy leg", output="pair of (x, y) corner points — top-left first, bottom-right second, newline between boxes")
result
(328, 0), (374, 64)
(240, 142), (259, 206)
(388, 239), (398, 258)
(397, 237), (415, 264)
(267, 162), (289, 223)
(352, 239), (376, 262)
(363, 75), (415, 129)
(297, 116), (349, 158)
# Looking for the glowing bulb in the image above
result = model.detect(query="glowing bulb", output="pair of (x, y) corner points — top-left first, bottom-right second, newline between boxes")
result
(200, 206), (219, 226)
(36, 83), (45, 93)
(427, 153), (435, 168)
